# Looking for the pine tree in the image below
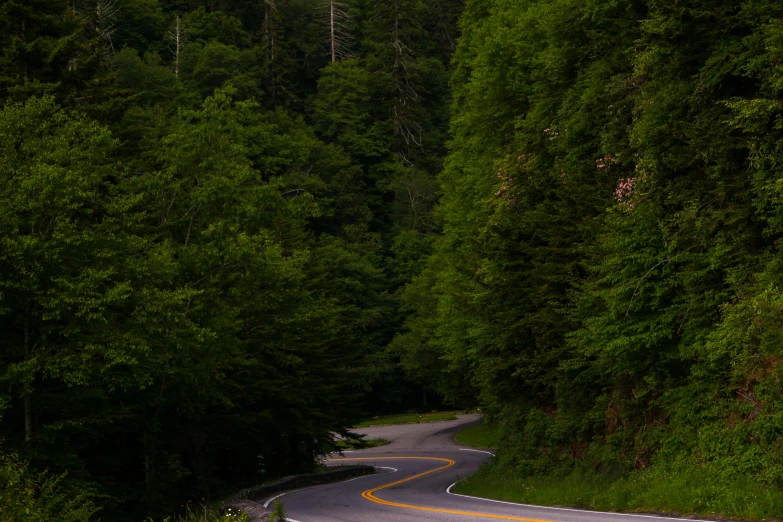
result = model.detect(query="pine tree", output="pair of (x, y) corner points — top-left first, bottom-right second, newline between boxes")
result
(0, 0), (95, 100)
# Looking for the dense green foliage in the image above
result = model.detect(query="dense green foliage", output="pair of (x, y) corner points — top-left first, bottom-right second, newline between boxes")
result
(8, 0), (783, 519)
(0, 0), (461, 519)
(400, 0), (783, 512)
(0, 452), (98, 522)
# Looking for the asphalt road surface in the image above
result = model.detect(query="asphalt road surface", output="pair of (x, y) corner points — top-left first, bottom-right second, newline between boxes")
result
(260, 414), (715, 522)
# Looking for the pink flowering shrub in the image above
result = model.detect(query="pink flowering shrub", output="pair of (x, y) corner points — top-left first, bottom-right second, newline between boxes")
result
(615, 177), (637, 208)
(493, 153), (531, 205)
(495, 167), (513, 196)
(595, 156), (619, 169)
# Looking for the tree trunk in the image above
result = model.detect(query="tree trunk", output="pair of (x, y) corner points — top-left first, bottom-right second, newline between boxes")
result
(24, 311), (32, 442)
(322, 0), (352, 63)
(330, 0), (336, 63)
(263, 3), (277, 100)
(22, 19), (28, 84)
(144, 452), (150, 494)
(174, 17), (182, 78)
(24, 396), (32, 442)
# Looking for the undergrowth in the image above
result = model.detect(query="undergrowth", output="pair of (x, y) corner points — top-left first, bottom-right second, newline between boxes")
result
(335, 437), (388, 450)
(454, 462), (783, 521)
(355, 411), (460, 427)
(154, 504), (249, 522)
(0, 451), (99, 522)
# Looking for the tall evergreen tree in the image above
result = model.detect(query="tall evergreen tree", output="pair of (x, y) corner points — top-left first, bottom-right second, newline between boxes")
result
(0, 0), (100, 101)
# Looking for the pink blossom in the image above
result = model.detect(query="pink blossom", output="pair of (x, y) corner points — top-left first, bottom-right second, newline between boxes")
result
(615, 177), (637, 207)
(596, 156), (619, 170)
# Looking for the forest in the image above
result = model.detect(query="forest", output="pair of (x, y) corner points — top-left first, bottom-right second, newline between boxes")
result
(4, 0), (783, 520)
(0, 0), (460, 519)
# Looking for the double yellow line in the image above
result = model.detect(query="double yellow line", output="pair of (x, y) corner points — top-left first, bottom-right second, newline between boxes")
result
(330, 457), (551, 521)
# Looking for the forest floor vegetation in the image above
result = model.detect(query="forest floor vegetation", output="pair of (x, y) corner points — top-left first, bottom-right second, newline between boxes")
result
(355, 411), (460, 427)
(453, 463), (783, 522)
(151, 503), (249, 522)
(335, 437), (389, 450)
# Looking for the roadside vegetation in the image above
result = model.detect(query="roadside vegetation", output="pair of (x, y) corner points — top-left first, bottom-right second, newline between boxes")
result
(454, 464), (783, 522)
(157, 505), (249, 522)
(335, 437), (389, 451)
(454, 422), (501, 449)
(268, 500), (286, 522)
(356, 411), (460, 427)
(0, 451), (98, 522)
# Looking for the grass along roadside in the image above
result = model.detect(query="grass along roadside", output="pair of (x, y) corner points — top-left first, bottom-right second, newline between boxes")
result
(452, 462), (783, 521)
(454, 420), (501, 448)
(152, 503), (249, 522)
(355, 411), (460, 427)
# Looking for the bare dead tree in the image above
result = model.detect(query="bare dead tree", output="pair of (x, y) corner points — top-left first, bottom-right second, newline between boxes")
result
(68, 1), (80, 72)
(94, 0), (120, 57)
(317, 0), (354, 63)
(262, 0), (282, 99)
(262, 0), (277, 60)
(390, 3), (422, 156)
(398, 171), (437, 231)
(167, 16), (187, 78)
(430, 0), (462, 53)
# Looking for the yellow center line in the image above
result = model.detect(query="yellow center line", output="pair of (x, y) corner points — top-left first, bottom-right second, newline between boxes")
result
(329, 457), (552, 522)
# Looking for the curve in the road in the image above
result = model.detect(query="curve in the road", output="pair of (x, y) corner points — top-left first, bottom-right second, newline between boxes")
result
(250, 415), (719, 522)
(330, 456), (551, 522)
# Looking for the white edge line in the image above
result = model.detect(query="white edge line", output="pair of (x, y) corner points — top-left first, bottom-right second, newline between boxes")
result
(263, 466), (387, 508)
(341, 474), (374, 483)
(341, 465), (397, 481)
(263, 490), (298, 509)
(459, 448), (496, 456)
(445, 481), (717, 522)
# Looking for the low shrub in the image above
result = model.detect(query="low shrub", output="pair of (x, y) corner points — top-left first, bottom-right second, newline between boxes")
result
(0, 451), (99, 522)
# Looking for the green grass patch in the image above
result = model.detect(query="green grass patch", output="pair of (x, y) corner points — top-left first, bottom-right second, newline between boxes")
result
(454, 420), (501, 448)
(355, 411), (459, 427)
(454, 462), (783, 521)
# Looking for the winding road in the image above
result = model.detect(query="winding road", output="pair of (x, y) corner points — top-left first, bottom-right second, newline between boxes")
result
(258, 415), (714, 522)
